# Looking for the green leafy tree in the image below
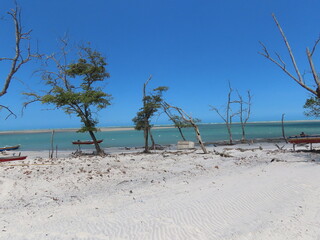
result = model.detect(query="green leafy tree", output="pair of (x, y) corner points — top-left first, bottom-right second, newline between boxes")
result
(304, 97), (320, 118)
(25, 44), (111, 155)
(132, 76), (168, 153)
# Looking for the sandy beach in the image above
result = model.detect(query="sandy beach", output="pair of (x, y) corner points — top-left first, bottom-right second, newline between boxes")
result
(1, 141), (320, 239)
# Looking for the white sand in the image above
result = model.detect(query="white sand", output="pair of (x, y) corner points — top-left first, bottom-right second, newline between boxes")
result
(1, 142), (320, 239)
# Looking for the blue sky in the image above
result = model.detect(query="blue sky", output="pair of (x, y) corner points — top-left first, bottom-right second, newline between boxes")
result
(1, 0), (320, 130)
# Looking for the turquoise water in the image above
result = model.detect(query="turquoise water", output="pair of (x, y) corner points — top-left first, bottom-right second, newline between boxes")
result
(0, 121), (319, 151)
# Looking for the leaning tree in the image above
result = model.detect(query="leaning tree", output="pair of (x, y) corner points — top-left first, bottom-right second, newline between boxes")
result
(1, 4), (34, 118)
(162, 104), (200, 141)
(162, 102), (208, 154)
(24, 43), (111, 156)
(259, 14), (320, 116)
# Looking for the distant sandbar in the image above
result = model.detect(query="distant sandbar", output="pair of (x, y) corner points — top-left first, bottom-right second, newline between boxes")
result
(0, 126), (174, 135)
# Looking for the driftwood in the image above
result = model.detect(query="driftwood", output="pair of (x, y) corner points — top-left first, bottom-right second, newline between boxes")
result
(213, 150), (233, 158)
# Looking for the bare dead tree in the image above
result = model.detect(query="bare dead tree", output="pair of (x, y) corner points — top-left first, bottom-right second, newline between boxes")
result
(236, 90), (252, 142)
(259, 13), (320, 97)
(210, 83), (238, 144)
(0, 4), (34, 117)
(162, 102), (208, 154)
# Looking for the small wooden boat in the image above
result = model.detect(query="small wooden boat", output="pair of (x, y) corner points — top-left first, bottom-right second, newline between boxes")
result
(72, 139), (103, 145)
(0, 145), (20, 152)
(0, 155), (27, 162)
(288, 135), (320, 144)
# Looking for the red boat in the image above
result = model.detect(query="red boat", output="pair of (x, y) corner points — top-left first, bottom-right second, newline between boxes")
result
(0, 155), (27, 162)
(288, 135), (320, 144)
(72, 139), (103, 145)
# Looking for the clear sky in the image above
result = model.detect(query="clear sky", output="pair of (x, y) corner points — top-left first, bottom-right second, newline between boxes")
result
(1, 0), (320, 130)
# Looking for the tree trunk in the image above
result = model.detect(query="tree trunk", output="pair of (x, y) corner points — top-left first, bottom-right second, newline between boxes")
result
(227, 126), (233, 144)
(228, 115), (233, 145)
(241, 125), (246, 142)
(238, 94), (245, 141)
(143, 126), (149, 153)
(50, 130), (55, 159)
(88, 130), (104, 156)
(178, 127), (186, 141)
(281, 113), (288, 143)
(142, 76), (152, 153)
(149, 128), (155, 150)
(192, 122), (208, 154)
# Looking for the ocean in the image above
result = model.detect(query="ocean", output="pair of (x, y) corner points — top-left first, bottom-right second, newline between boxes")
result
(0, 121), (319, 151)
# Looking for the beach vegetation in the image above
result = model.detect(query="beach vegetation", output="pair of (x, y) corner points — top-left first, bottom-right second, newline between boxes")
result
(304, 96), (320, 118)
(24, 42), (110, 156)
(132, 76), (168, 153)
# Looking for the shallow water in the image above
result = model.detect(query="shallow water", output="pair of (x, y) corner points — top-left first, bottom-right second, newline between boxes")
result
(0, 121), (319, 151)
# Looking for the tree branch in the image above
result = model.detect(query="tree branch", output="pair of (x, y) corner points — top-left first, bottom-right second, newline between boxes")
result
(0, 104), (17, 119)
(210, 106), (227, 123)
(306, 47), (320, 89)
(259, 42), (318, 96)
(271, 13), (304, 84)
(310, 37), (320, 56)
(0, 4), (33, 97)
(260, 14), (320, 97)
